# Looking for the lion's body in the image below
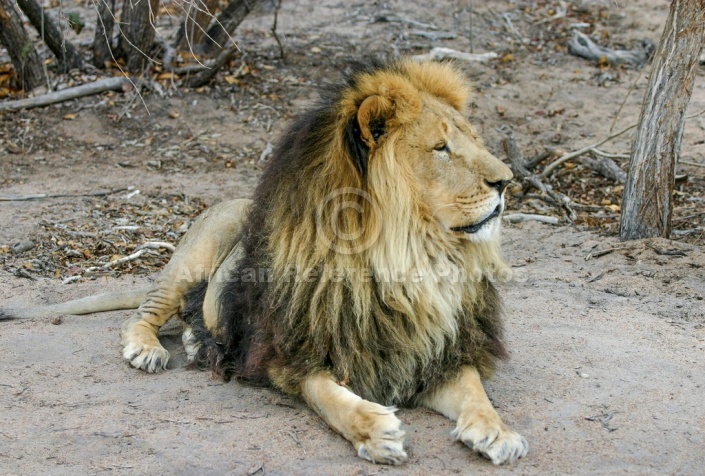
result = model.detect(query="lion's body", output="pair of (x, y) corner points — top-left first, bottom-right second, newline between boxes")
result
(1, 59), (528, 466)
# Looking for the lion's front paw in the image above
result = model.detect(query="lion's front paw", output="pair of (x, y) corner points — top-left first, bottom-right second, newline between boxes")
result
(122, 342), (170, 373)
(452, 414), (528, 465)
(352, 402), (408, 465)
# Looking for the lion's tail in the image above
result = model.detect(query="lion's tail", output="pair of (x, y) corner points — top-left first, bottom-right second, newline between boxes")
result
(0, 289), (147, 320)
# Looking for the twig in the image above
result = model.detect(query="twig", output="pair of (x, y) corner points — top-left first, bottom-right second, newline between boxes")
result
(409, 30), (456, 40)
(83, 249), (148, 274)
(412, 47), (497, 63)
(372, 14), (439, 30)
(585, 247), (629, 260)
(0, 77), (130, 111)
(500, 12), (526, 46)
(680, 159), (705, 168)
(526, 149), (555, 170)
(0, 188), (129, 201)
(542, 108), (705, 177)
(589, 148), (630, 160)
(136, 241), (176, 252)
(503, 213), (560, 225)
(271, 0), (284, 59)
(645, 242), (687, 257)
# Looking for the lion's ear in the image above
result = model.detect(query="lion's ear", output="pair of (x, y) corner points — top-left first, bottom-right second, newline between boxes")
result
(344, 95), (393, 179)
(357, 95), (393, 146)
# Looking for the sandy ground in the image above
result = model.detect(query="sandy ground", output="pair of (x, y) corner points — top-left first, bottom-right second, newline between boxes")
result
(1, 0), (704, 474)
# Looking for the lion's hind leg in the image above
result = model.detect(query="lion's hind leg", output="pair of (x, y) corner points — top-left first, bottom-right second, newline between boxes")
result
(120, 288), (183, 372)
(121, 198), (252, 373)
(421, 365), (528, 465)
(301, 371), (407, 465)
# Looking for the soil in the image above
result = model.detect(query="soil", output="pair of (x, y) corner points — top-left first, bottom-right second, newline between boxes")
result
(1, 0), (704, 474)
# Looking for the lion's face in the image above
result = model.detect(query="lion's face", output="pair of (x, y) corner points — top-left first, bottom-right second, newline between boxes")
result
(342, 61), (513, 246)
(394, 94), (513, 243)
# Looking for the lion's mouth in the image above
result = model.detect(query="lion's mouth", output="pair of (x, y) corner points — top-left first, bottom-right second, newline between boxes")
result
(451, 205), (502, 234)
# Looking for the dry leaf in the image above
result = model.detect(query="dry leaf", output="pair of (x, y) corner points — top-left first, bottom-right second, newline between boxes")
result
(500, 53), (515, 63)
(157, 72), (177, 81)
(63, 113), (79, 120)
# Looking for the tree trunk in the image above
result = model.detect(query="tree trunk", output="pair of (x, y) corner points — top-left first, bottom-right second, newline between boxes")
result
(0, 0), (46, 91)
(92, 0), (116, 68)
(16, 0), (84, 72)
(620, 0), (705, 241)
(173, 0), (219, 54)
(118, 0), (160, 72)
(202, 0), (263, 56)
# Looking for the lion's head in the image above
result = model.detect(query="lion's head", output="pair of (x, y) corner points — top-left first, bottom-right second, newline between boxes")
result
(338, 60), (513, 247)
(225, 59), (512, 403)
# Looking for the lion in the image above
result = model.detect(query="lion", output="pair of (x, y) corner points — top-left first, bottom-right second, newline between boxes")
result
(1, 59), (527, 466)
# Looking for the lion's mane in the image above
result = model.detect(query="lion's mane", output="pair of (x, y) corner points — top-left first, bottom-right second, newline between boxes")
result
(207, 59), (510, 406)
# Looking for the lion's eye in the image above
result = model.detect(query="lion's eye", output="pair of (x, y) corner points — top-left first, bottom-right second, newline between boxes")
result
(434, 143), (450, 153)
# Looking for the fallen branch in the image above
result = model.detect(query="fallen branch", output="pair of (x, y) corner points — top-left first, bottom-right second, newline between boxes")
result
(503, 135), (576, 221)
(0, 77), (130, 111)
(503, 213), (559, 225)
(0, 188), (129, 201)
(568, 30), (654, 66)
(579, 155), (627, 183)
(503, 136), (546, 192)
(412, 47), (498, 63)
(409, 30), (456, 41)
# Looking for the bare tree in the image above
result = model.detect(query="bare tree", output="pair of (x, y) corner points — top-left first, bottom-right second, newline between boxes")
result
(173, 0), (220, 53)
(117, 0), (161, 72)
(202, 0), (264, 56)
(0, 0), (264, 96)
(0, 0), (46, 91)
(92, 0), (116, 68)
(16, 0), (84, 72)
(620, 0), (705, 241)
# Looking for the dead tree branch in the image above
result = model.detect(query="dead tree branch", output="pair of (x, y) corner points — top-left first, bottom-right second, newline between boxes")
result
(579, 155), (627, 183)
(187, 43), (240, 88)
(568, 30), (655, 67)
(0, 77), (130, 111)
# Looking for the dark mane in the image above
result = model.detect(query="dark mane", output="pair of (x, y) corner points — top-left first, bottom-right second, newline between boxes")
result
(200, 59), (507, 405)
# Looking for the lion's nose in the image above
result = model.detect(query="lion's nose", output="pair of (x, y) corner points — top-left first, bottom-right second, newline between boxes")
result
(486, 179), (509, 194)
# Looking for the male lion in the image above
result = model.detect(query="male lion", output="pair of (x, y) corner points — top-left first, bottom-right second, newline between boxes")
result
(1, 59), (527, 466)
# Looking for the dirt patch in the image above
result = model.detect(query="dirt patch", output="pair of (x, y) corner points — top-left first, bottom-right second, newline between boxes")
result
(1, 0), (704, 474)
